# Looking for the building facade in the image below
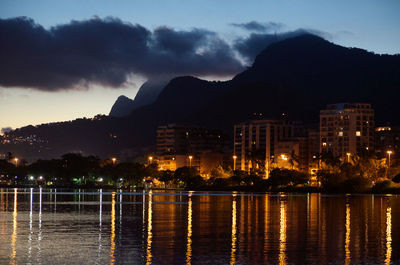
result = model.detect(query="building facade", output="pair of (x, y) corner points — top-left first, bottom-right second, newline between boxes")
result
(275, 137), (309, 172)
(156, 124), (226, 175)
(233, 119), (295, 176)
(375, 126), (400, 157)
(156, 124), (225, 156)
(320, 103), (374, 158)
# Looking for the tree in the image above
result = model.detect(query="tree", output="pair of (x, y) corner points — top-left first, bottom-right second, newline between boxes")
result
(174, 166), (200, 187)
(158, 170), (174, 188)
(210, 165), (232, 179)
(268, 168), (308, 187)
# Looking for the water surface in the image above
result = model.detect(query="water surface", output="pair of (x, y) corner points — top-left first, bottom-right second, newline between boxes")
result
(0, 188), (399, 264)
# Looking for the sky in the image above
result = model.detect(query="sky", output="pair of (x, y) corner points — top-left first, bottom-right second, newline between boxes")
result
(0, 0), (399, 133)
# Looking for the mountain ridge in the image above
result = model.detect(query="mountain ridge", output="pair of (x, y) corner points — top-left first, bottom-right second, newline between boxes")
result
(3, 34), (400, 161)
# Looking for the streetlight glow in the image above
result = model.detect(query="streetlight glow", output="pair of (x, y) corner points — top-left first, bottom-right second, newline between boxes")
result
(188, 155), (193, 167)
(111, 157), (117, 165)
(346, 152), (351, 163)
(233, 155), (237, 171)
(387, 150), (393, 178)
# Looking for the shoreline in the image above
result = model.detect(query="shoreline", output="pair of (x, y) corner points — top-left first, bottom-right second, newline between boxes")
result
(1, 185), (399, 195)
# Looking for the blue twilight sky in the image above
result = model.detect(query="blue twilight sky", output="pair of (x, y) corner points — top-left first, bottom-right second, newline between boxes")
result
(0, 0), (399, 132)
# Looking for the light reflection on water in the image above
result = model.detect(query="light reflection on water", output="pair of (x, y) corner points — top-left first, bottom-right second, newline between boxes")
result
(186, 191), (192, 265)
(279, 195), (287, 265)
(345, 199), (351, 265)
(0, 188), (399, 264)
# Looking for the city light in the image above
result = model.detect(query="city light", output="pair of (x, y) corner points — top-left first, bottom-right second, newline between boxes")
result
(188, 155), (193, 167)
(148, 156), (153, 164)
(111, 157), (117, 165)
(387, 150), (393, 177)
(233, 155), (237, 171)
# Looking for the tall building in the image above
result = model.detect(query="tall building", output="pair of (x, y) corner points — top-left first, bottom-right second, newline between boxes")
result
(320, 103), (374, 158)
(233, 119), (295, 175)
(156, 124), (226, 173)
(375, 126), (400, 156)
(156, 124), (225, 155)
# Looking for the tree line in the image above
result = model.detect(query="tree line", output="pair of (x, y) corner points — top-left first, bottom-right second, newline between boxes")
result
(1, 152), (399, 193)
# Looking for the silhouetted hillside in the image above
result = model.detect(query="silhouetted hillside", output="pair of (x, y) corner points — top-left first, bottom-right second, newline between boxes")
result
(109, 95), (135, 117)
(109, 77), (170, 117)
(3, 34), (400, 161)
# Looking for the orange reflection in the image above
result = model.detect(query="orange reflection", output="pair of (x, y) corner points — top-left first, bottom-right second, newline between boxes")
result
(186, 192), (193, 265)
(263, 195), (269, 264)
(0, 189), (6, 241)
(110, 192), (116, 265)
(385, 206), (392, 265)
(345, 202), (351, 265)
(0, 188), (5, 212)
(146, 191), (153, 265)
(230, 193), (237, 265)
(10, 188), (17, 265)
(279, 196), (287, 265)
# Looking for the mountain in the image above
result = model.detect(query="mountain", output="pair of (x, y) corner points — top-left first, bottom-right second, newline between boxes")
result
(198, 34), (400, 126)
(109, 95), (135, 117)
(3, 34), (400, 161)
(109, 77), (170, 117)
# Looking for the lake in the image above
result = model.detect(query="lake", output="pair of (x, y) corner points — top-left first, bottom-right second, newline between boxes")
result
(0, 188), (399, 264)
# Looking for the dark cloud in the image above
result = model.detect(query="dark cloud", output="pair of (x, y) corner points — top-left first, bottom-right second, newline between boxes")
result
(231, 21), (285, 33)
(234, 29), (330, 63)
(1, 127), (12, 134)
(0, 17), (244, 91)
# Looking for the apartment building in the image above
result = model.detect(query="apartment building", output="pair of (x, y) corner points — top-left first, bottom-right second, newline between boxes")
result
(320, 103), (374, 158)
(233, 119), (295, 175)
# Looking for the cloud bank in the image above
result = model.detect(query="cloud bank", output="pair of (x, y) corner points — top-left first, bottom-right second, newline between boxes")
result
(0, 17), (243, 91)
(234, 29), (330, 63)
(230, 21), (285, 33)
(0, 17), (326, 91)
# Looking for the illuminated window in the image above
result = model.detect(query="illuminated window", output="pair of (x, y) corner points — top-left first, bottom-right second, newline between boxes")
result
(356, 131), (361, 137)
(322, 142), (327, 147)
(338, 132), (343, 137)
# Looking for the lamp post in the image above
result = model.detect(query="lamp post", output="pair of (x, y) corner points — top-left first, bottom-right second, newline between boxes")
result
(346, 152), (351, 163)
(112, 157), (117, 165)
(148, 156), (153, 165)
(188, 156), (193, 167)
(14, 157), (18, 167)
(387, 151), (393, 177)
(233, 155), (237, 171)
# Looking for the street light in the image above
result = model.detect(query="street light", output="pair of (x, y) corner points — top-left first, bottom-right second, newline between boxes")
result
(387, 151), (393, 176)
(111, 157), (117, 165)
(188, 155), (193, 167)
(346, 152), (351, 163)
(14, 157), (18, 167)
(233, 155), (237, 171)
(148, 156), (153, 164)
